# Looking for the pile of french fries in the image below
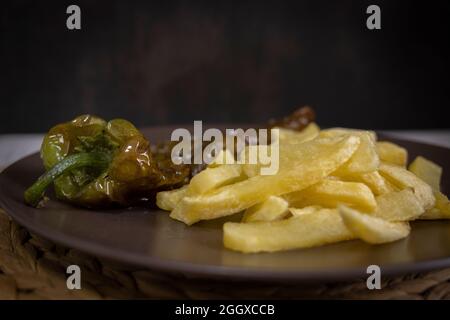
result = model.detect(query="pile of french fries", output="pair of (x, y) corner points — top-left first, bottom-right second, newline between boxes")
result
(156, 123), (450, 253)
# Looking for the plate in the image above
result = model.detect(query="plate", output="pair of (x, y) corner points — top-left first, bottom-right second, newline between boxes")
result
(1, 126), (450, 283)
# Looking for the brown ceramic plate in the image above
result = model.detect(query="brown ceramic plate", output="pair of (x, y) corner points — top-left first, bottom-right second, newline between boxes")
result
(1, 126), (450, 283)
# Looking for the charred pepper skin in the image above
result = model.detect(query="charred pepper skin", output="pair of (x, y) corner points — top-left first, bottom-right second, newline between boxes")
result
(24, 115), (190, 208)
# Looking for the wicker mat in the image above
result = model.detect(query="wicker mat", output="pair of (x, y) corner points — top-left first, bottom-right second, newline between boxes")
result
(1, 209), (450, 300)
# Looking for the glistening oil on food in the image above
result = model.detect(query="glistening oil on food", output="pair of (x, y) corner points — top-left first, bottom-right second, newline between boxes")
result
(24, 107), (450, 253)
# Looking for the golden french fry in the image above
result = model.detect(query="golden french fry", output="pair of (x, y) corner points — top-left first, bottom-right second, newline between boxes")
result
(435, 192), (450, 215)
(242, 196), (289, 222)
(371, 189), (424, 221)
(408, 156), (442, 191)
(320, 128), (377, 142)
(333, 132), (379, 175)
(156, 186), (189, 211)
(224, 208), (353, 253)
(379, 162), (435, 210)
(240, 145), (271, 178)
(408, 156), (450, 219)
(376, 141), (408, 167)
(241, 123), (320, 178)
(420, 192), (450, 220)
(339, 206), (410, 244)
(338, 171), (395, 196)
(170, 135), (360, 225)
(284, 180), (377, 212)
(274, 122), (320, 144)
(289, 206), (321, 216)
(188, 164), (243, 194)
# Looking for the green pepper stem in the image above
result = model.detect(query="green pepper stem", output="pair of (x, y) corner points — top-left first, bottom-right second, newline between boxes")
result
(24, 152), (110, 207)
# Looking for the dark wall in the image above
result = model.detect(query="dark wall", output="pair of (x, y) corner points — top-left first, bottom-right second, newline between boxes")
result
(1, 0), (449, 133)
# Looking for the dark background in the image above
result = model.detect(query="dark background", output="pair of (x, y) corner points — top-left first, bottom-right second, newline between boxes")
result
(1, 0), (449, 133)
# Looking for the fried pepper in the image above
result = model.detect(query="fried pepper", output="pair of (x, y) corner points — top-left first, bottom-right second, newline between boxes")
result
(24, 115), (190, 208)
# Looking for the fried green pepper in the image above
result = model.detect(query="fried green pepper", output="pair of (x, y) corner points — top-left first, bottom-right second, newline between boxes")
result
(24, 115), (190, 208)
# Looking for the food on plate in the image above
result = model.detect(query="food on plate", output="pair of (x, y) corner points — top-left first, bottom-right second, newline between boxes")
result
(283, 180), (377, 212)
(332, 131), (379, 176)
(156, 185), (189, 211)
(242, 196), (289, 223)
(159, 117), (449, 253)
(376, 141), (408, 167)
(409, 156), (450, 219)
(224, 208), (354, 253)
(369, 189), (424, 221)
(339, 206), (411, 244)
(409, 156), (442, 191)
(25, 107), (315, 208)
(339, 171), (394, 196)
(378, 162), (435, 210)
(24, 108), (450, 254)
(169, 135), (360, 225)
(24, 115), (193, 208)
(275, 122), (320, 144)
(188, 164), (244, 195)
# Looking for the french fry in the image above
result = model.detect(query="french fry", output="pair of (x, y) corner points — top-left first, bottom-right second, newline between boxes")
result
(379, 162), (435, 210)
(240, 145), (271, 178)
(242, 196), (289, 222)
(338, 171), (394, 196)
(284, 180), (377, 212)
(376, 141), (408, 167)
(160, 119), (450, 253)
(408, 156), (450, 219)
(170, 135), (360, 225)
(275, 122), (320, 144)
(333, 132), (380, 175)
(409, 156), (442, 192)
(156, 186), (189, 211)
(158, 164), (243, 210)
(188, 164), (243, 194)
(224, 208), (353, 253)
(240, 123), (319, 178)
(371, 189), (424, 221)
(320, 128), (377, 142)
(339, 206), (410, 244)
(420, 192), (450, 220)
(289, 206), (321, 216)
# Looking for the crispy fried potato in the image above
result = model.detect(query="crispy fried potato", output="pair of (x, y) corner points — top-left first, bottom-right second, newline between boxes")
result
(371, 189), (424, 221)
(171, 135), (360, 225)
(420, 192), (450, 220)
(333, 132), (379, 175)
(188, 164), (243, 194)
(289, 206), (321, 216)
(275, 122), (320, 144)
(240, 145), (271, 178)
(320, 128), (377, 142)
(435, 192), (450, 215)
(242, 196), (289, 222)
(284, 180), (377, 212)
(376, 141), (408, 167)
(240, 123), (320, 179)
(408, 156), (450, 219)
(409, 156), (442, 191)
(156, 186), (189, 211)
(224, 208), (353, 253)
(338, 171), (394, 196)
(379, 163), (435, 210)
(339, 206), (410, 244)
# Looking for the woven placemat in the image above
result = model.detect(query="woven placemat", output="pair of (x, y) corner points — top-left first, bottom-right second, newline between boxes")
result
(1, 208), (450, 300)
